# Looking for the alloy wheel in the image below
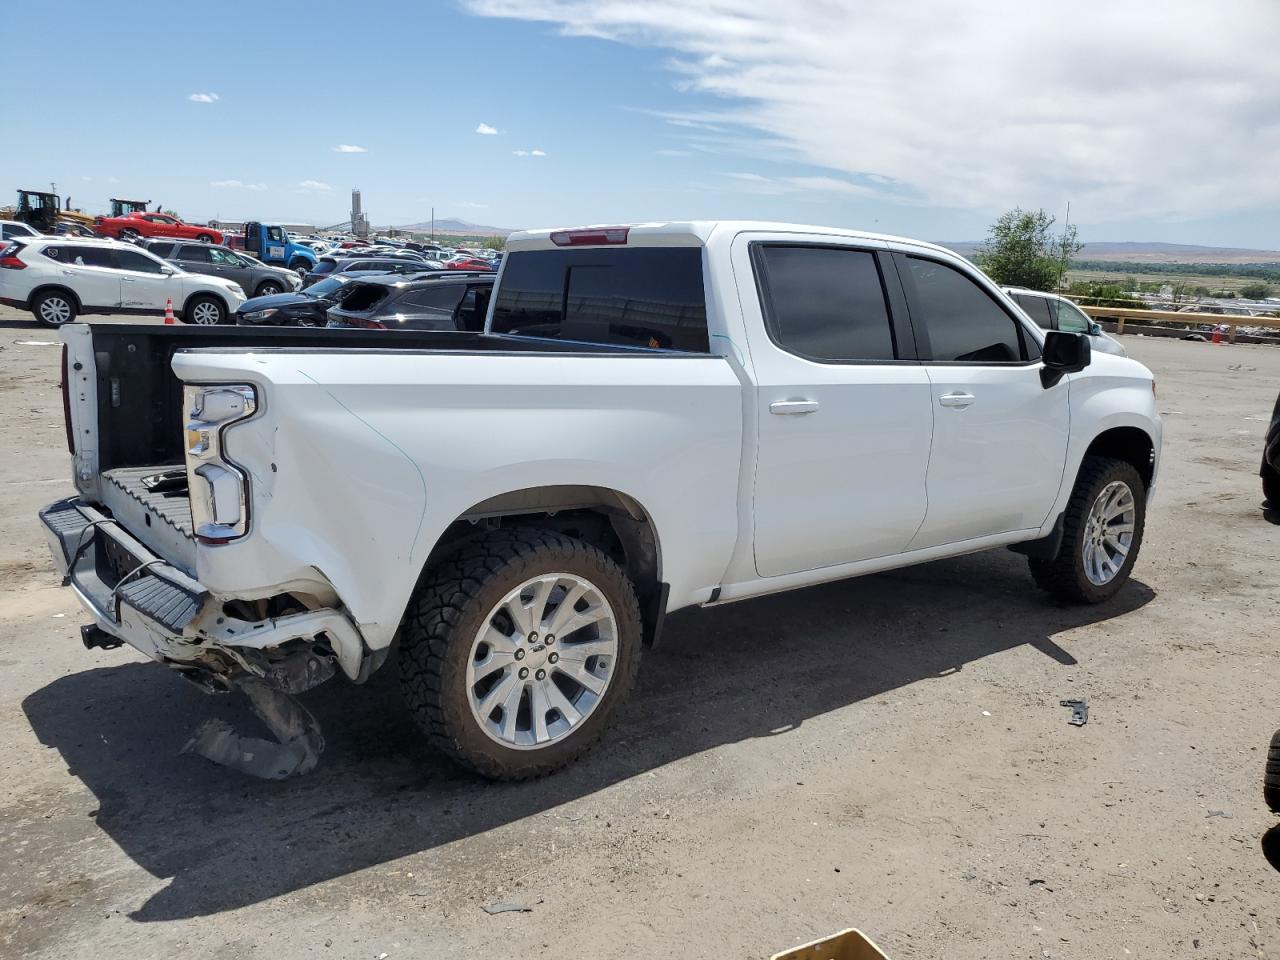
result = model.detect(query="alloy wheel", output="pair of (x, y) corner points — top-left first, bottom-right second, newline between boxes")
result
(38, 297), (72, 325)
(190, 301), (221, 325)
(1082, 480), (1136, 585)
(466, 573), (618, 750)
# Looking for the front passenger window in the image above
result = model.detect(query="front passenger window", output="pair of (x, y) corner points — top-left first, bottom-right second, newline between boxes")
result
(1053, 300), (1093, 334)
(906, 257), (1029, 363)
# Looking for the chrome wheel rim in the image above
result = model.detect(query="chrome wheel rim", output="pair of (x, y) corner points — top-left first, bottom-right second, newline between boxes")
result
(39, 297), (72, 325)
(1082, 481), (1135, 585)
(259, 284), (281, 296)
(191, 302), (220, 325)
(466, 573), (618, 750)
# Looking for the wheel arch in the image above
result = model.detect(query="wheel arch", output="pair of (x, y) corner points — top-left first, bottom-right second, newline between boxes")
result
(416, 484), (667, 645)
(1083, 425), (1155, 490)
(181, 289), (230, 321)
(28, 283), (83, 313)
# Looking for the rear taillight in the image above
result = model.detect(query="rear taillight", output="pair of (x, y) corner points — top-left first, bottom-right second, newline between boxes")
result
(0, 255), (26, 269)
(61, 346), (75, 454)
(550, 227), (630, 247)
(346, 315), (386, 329)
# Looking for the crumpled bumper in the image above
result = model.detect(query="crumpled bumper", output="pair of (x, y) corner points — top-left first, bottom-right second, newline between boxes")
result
(39, 496), (365, 688)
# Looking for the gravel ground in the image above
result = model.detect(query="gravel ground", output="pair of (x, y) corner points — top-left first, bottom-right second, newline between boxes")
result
(0, 307), (1277, 960)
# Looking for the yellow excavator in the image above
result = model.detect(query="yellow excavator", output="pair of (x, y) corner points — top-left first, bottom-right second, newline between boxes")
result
(0, 189), (97, 234)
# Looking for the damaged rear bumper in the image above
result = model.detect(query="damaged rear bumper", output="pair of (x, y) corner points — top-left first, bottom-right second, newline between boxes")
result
(40, 497), (366, 691)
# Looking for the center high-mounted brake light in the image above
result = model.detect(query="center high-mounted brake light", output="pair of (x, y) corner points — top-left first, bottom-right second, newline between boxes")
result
(549, 227), (630, 247)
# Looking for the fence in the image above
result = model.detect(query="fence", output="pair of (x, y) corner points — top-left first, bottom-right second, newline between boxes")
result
(1081, 304), (1280, 343)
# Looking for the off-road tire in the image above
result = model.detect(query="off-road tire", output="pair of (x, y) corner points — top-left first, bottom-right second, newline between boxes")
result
(32, 289), (78, 327)
(399, 526), (643, 780)
(1029, 456), (1146, 603)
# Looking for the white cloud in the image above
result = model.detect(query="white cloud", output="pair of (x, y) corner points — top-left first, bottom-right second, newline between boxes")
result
(656, 148), (691, 157)
(332, 144), (368, 153)
(188, 92), (219, 103)
(530, 149), (547, 156)
(457, 201), (490, 209)
(475, 123), (500, 135)
(464, 0), (1280, 221)
(211, 179), (268, 191)
(512, 149), (529, 156)
(297, 179), (333, 191)
(513, 148), (546, 157)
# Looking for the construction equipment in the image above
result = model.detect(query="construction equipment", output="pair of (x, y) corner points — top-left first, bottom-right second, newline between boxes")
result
(2, 189), (96, 234)
(110, 198), (152, 218)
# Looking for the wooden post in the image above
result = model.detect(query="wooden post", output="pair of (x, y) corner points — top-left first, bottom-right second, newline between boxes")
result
(1228, 324), (1238, 344)
(1116, 315), (1126, 335)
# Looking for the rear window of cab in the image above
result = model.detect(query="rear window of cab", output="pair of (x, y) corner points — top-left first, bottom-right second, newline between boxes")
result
(491, 247), (709, 352)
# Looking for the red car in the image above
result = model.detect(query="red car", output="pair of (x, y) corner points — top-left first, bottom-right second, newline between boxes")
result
(445, 255), (493, 271)
(93, 211), (223, 245)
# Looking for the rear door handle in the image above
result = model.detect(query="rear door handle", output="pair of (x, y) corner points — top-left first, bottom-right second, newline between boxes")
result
(938, 392), (975, 409)
(770, 400), (819, 415)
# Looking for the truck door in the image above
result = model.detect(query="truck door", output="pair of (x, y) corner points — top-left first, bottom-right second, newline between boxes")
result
(893, 253), (1069, 549)
(734, 234), (935, 578)
(244, 223), (262, 257)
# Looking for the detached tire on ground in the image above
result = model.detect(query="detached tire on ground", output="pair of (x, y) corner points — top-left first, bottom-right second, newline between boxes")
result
(399, 527), (642, 780)
(1266, 730), (1280, 814)
(1029, 455), (1146, 604)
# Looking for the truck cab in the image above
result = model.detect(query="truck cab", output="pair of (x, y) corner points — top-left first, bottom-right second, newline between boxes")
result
(241, 222), (318, 277)
(110, 198), (151, 218)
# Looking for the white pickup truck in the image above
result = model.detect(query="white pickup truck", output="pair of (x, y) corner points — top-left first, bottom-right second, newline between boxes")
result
(41, 221), (1162, 779)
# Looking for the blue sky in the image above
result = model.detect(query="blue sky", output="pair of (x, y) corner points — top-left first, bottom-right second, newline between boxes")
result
(4, 0), (1278, 248)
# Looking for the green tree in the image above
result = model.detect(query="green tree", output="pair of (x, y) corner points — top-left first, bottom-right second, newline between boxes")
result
(1238, 282), (1272, 299)
(974, 207), (1083, 292)
(481, 236), (505, 252)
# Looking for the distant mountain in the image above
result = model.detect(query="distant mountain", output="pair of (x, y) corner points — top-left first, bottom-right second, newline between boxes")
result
(393, 217), (515, 237)
(939, 240), (1280, 264)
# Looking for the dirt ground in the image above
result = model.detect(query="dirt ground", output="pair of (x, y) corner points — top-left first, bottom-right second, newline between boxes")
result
(0, 307), (1277, 960)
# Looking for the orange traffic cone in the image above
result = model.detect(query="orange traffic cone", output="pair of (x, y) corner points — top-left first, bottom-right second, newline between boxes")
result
(164, 298), (175, 325)
(1211, 324), (1222, 344)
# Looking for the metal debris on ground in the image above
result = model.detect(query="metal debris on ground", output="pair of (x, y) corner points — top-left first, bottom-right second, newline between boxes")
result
(1060, 698), (1089, 726)
(481, 899), (542, 915)
(182, 677), (325, 779)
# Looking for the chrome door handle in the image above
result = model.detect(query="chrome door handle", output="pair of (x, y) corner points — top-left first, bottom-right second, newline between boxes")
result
(121, 277), (136, 283)
(770, 400), (819, 415)
(938, 392), (975, 409)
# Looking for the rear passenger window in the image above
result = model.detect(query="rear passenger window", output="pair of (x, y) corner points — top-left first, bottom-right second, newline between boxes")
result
(754, 245), (896, 361)
(44, 245), (114, 267)
(906, 257), (1028, 363)
(1013, 294), (1054, 330)
(179, 245), (211, 262)
(492, 248), (708, 351)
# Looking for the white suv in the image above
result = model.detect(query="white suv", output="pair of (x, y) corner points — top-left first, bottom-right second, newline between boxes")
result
(1003, 286), (1127, 356)
(0, 236), (247, 327)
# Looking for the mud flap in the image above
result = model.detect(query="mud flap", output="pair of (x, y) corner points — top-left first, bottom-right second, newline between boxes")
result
(182, 677), (325, 779)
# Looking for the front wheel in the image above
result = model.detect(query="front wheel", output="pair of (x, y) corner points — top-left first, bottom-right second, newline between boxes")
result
(1264, 464), (1280, 508)
(399, 527), (642, 780)
(255, 281), (283, 298)
(1029, 456), (1146, 603)
(289, 260), (311, 278)
(184, 294), (226, 326)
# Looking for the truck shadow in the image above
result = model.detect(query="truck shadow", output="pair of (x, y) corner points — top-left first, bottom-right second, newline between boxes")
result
(21, 548), (1153, 922)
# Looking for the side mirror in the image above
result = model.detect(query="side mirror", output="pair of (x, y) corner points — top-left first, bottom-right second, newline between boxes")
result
(1089, 321), (1103, 336)
(1040, 331), (1091, 388)
(160, 265), (176, 276)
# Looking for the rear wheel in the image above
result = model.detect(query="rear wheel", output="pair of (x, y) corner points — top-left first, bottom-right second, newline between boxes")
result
(255, 280), (283, 297)
(32, 290), (77, 327)
(185, 295), (226, 326)
(119, 227), (139, 243)
(196, 233), (214, 243)
(1029, 456), (1146, 603)
(399, 527), (642, 780)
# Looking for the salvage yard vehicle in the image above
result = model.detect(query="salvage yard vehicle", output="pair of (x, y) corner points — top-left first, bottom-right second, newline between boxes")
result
(142, 239), (301, 298)
(1004, 286), (1127, 357)
(236, 274), (362, 326)
(1, 219), (41, 242)
(300, 253), (440, 288)
(325, 272), (494, 330)
(5, 189), (97, 234)
(94, 210), (223, 245)
(229, 222), (319, 277)
(109, 198), (152, 218)
(39, 221), (1161, 780)
(0, 236), (246, 326)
